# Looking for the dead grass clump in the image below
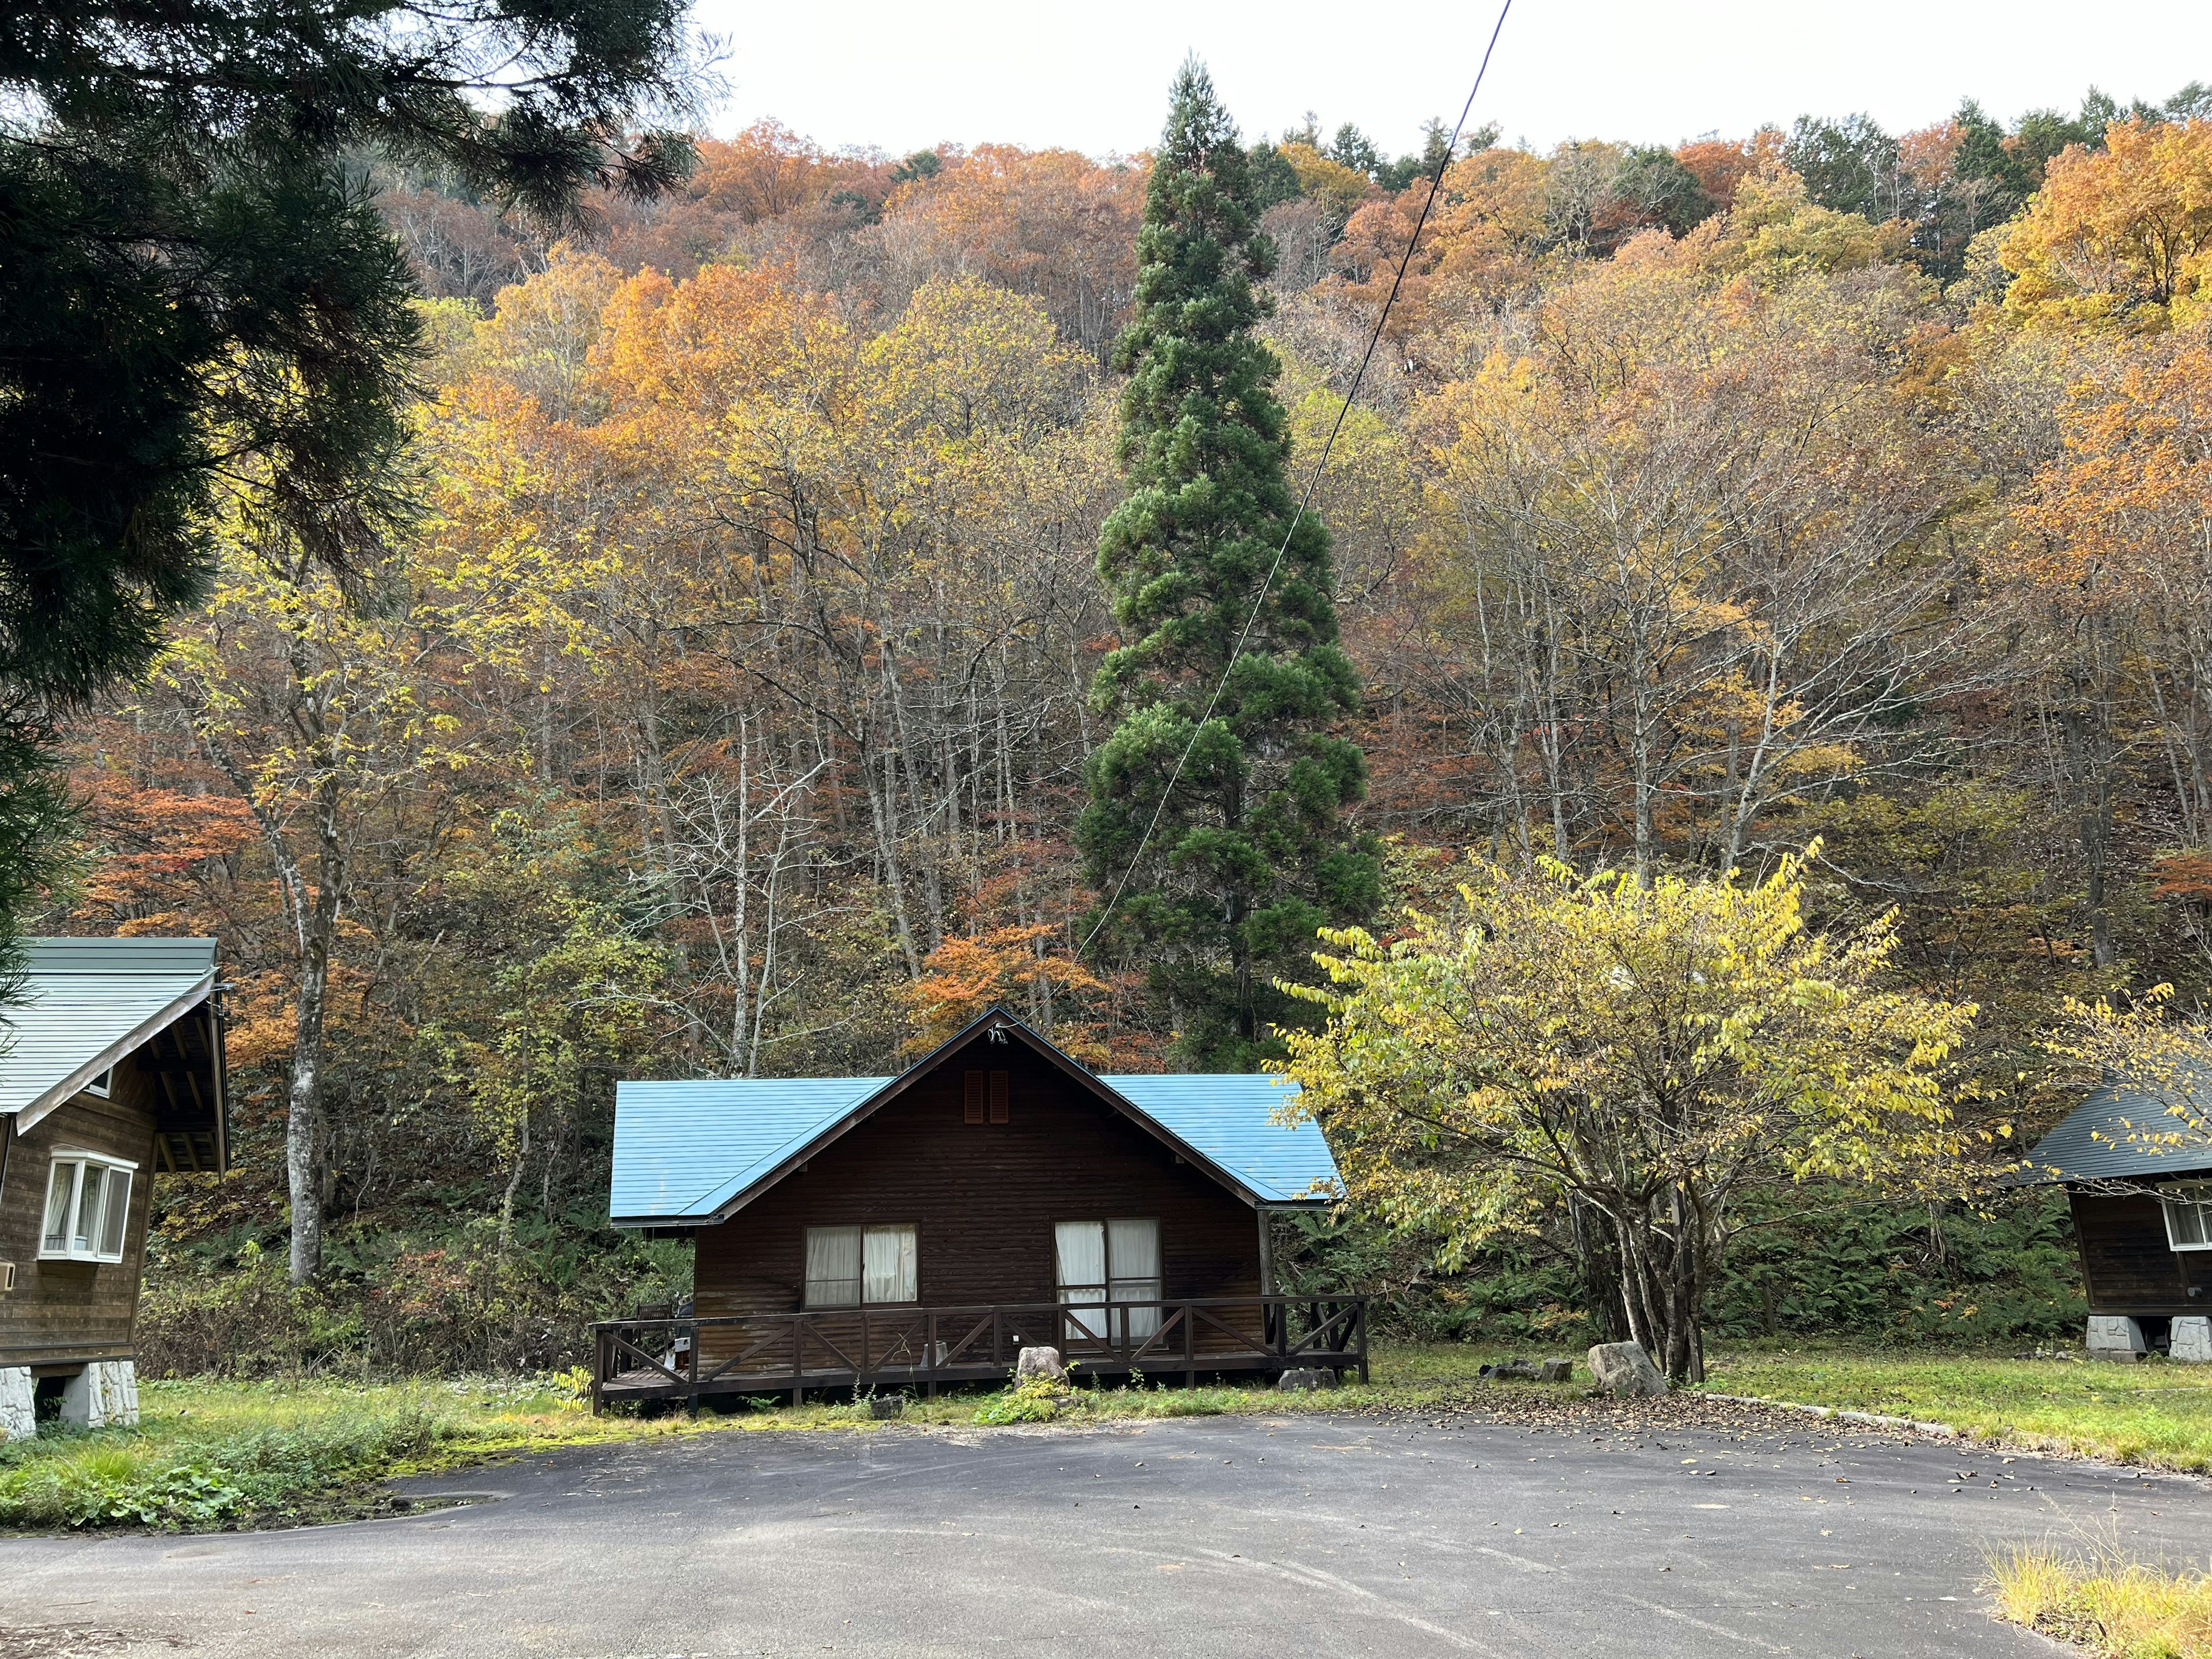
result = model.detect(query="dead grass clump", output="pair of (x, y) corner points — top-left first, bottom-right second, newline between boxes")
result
(1991, 1541), (2212, 1658)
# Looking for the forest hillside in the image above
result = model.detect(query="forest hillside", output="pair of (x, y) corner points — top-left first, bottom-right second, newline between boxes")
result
(43, 84), (2212, 1373)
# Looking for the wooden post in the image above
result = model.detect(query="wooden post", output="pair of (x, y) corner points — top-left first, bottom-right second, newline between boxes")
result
(926, 1310), (939, 1398)
(791, 1315), (804, 1408)
(1256, 1206), (1275, 1296)
(685, 1315), (700, 1416)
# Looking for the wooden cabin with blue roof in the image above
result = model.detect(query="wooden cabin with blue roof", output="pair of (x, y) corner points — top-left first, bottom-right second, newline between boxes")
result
(2019, 1050), (2212, 1362)
(592, 1006), (1363, 1408)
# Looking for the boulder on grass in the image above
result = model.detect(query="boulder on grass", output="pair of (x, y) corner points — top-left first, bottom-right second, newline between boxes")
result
(1278, 1368), (1338, 1392)
(1587, 1342), (1667, 1398)
(1480, 1359), (1540, 1381)
(868, 1395), (906, 1419)
(1016, 1346), (1066, 1384)
(1538, 1359), (1574, 1384)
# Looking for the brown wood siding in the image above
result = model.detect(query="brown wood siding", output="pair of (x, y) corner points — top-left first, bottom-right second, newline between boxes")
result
(0, 1063), (161, 1368)
(2072, 1190), (2212, 1315)
(693, 1044), (1261, 1349)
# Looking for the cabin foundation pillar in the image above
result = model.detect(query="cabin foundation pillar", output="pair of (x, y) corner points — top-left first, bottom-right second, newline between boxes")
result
(0, 1366), (32, 1441)
(2087, 1315), (2148, 1361)
(59, 1360), (138, 1427)
(2172, 1317), (2212, 1363)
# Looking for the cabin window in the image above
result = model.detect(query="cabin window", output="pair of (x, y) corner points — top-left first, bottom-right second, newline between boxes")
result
(805, 1224), (917, 1307)
(2162, 1183), (2212, 1251)
(1054, 1218), (1162, 1346)
(38, 1151), (136, 1263)
(82, 1067), (114, 1100)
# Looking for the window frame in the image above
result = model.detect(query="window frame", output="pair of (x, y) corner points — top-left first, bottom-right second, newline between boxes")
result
(2162, 1181), (2212, 1252)
(81, 1067), (114, 1100)
(802, 1222), (921, 1309)
(37, 1149), (139, 1264)
(1053, 1217), (1164, 1345)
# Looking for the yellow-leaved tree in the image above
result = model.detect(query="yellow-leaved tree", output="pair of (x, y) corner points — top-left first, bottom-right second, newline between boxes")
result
(1280, 849), (1979, 1380)
(1999, 118), (2212, 334)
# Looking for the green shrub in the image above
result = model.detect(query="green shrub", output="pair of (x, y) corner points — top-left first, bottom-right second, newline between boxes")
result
(972, 1376), (1070, 1425)
(0, 1407), (446, 1531)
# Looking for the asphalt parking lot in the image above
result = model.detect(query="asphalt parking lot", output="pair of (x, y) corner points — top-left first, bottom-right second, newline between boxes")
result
(4, 1402), (2205, 1657)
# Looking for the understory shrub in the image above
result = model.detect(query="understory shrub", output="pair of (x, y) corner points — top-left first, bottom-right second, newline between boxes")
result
(138, 1226), (694, 1380)
(1277, 1187), (2086, 1350)
(0, 1408), (446, 1531)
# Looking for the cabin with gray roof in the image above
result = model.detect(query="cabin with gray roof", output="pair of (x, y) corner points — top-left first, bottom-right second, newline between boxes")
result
(0, 938), (228, 1438)
(593, 1006), (1363, 1408)
(2020, 1053), (2212, 1361)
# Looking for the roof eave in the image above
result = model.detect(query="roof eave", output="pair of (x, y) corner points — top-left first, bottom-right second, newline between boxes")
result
(13, 970), (217, 1132)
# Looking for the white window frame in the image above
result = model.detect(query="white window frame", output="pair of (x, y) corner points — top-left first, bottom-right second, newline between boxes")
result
(2162, 1182), (2212, 1251)
(82, 1067), (114, 1100)
(38, 1149), (138, 1264)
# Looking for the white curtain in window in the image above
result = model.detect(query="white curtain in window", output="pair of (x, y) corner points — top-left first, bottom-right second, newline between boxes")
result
(862, 1225), (917, 1304)
(73, 1165), (106, 1254)
(805, 1226), (863, 1308)
(1109, 1218), (1162, 1343)
(100, 1171), (131, 1257)
(43, 1162), (74, 1254)
(1055, 1220), (1108, 1344)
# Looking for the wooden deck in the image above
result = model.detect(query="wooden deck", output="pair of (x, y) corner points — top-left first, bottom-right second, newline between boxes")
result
(589, 1296), (1370, 1411)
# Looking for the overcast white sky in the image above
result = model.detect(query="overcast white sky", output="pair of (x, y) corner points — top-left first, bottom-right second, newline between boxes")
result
(684, 0), (2211, 160)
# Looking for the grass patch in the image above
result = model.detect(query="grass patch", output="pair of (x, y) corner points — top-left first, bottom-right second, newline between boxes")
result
(1699, 1343), (2212, 1472)
(1993, 1540), (2212, 1657)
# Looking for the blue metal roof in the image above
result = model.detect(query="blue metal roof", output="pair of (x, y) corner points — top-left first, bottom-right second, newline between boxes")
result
(1100, 1073), (1338, 1205)
(610, 1077), (888, 1224)
(2017, 1060), (2212, 1186)
(608, 1060), (1341, 1226)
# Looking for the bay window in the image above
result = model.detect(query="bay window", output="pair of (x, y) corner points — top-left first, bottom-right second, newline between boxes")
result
(2163, 1183), (2212, 1251)
(40, 1152), (135, 1263)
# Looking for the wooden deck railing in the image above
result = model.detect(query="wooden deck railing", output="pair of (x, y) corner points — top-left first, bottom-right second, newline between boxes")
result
(588, 1295), (1369, 1412)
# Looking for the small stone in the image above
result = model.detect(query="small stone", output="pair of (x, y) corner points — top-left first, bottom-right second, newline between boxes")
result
(1016, 1346), (1066, 1383)
(868, 1395), (905, 1419)
(1278, 1368), (1338, 1392)
(1481, 1358), (1541, 1382)
(1538, 1359), (1573, 1384)
(1586, 1342), (1667, 1398)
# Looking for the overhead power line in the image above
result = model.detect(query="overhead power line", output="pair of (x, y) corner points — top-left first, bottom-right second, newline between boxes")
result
(1081, 0), (1517, 958)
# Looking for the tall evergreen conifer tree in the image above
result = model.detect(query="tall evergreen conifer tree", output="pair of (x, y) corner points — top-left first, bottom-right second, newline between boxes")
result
(1078, 60), (1378, 1070)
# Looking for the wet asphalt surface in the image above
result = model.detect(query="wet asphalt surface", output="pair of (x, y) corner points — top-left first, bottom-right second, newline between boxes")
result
(3, 1404), (2207, 1657)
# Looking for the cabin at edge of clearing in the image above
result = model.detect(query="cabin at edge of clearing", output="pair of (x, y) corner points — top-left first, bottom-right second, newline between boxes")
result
(603, 1006), (1346, 1397)
(2020, 1047), (2212, 1361)
(0, 937), (228, 1438)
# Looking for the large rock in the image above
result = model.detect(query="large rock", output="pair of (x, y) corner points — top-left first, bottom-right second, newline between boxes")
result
(1278, 1368), (1338, 1392)
(2087, 1316), (2147, 1361)
(1016, 1346), (1066, 1384)
(1537, 1359), (1574, 1384)
(2171, 1316), (2212, 1363)
(1587, 1342), (1667, 1398)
